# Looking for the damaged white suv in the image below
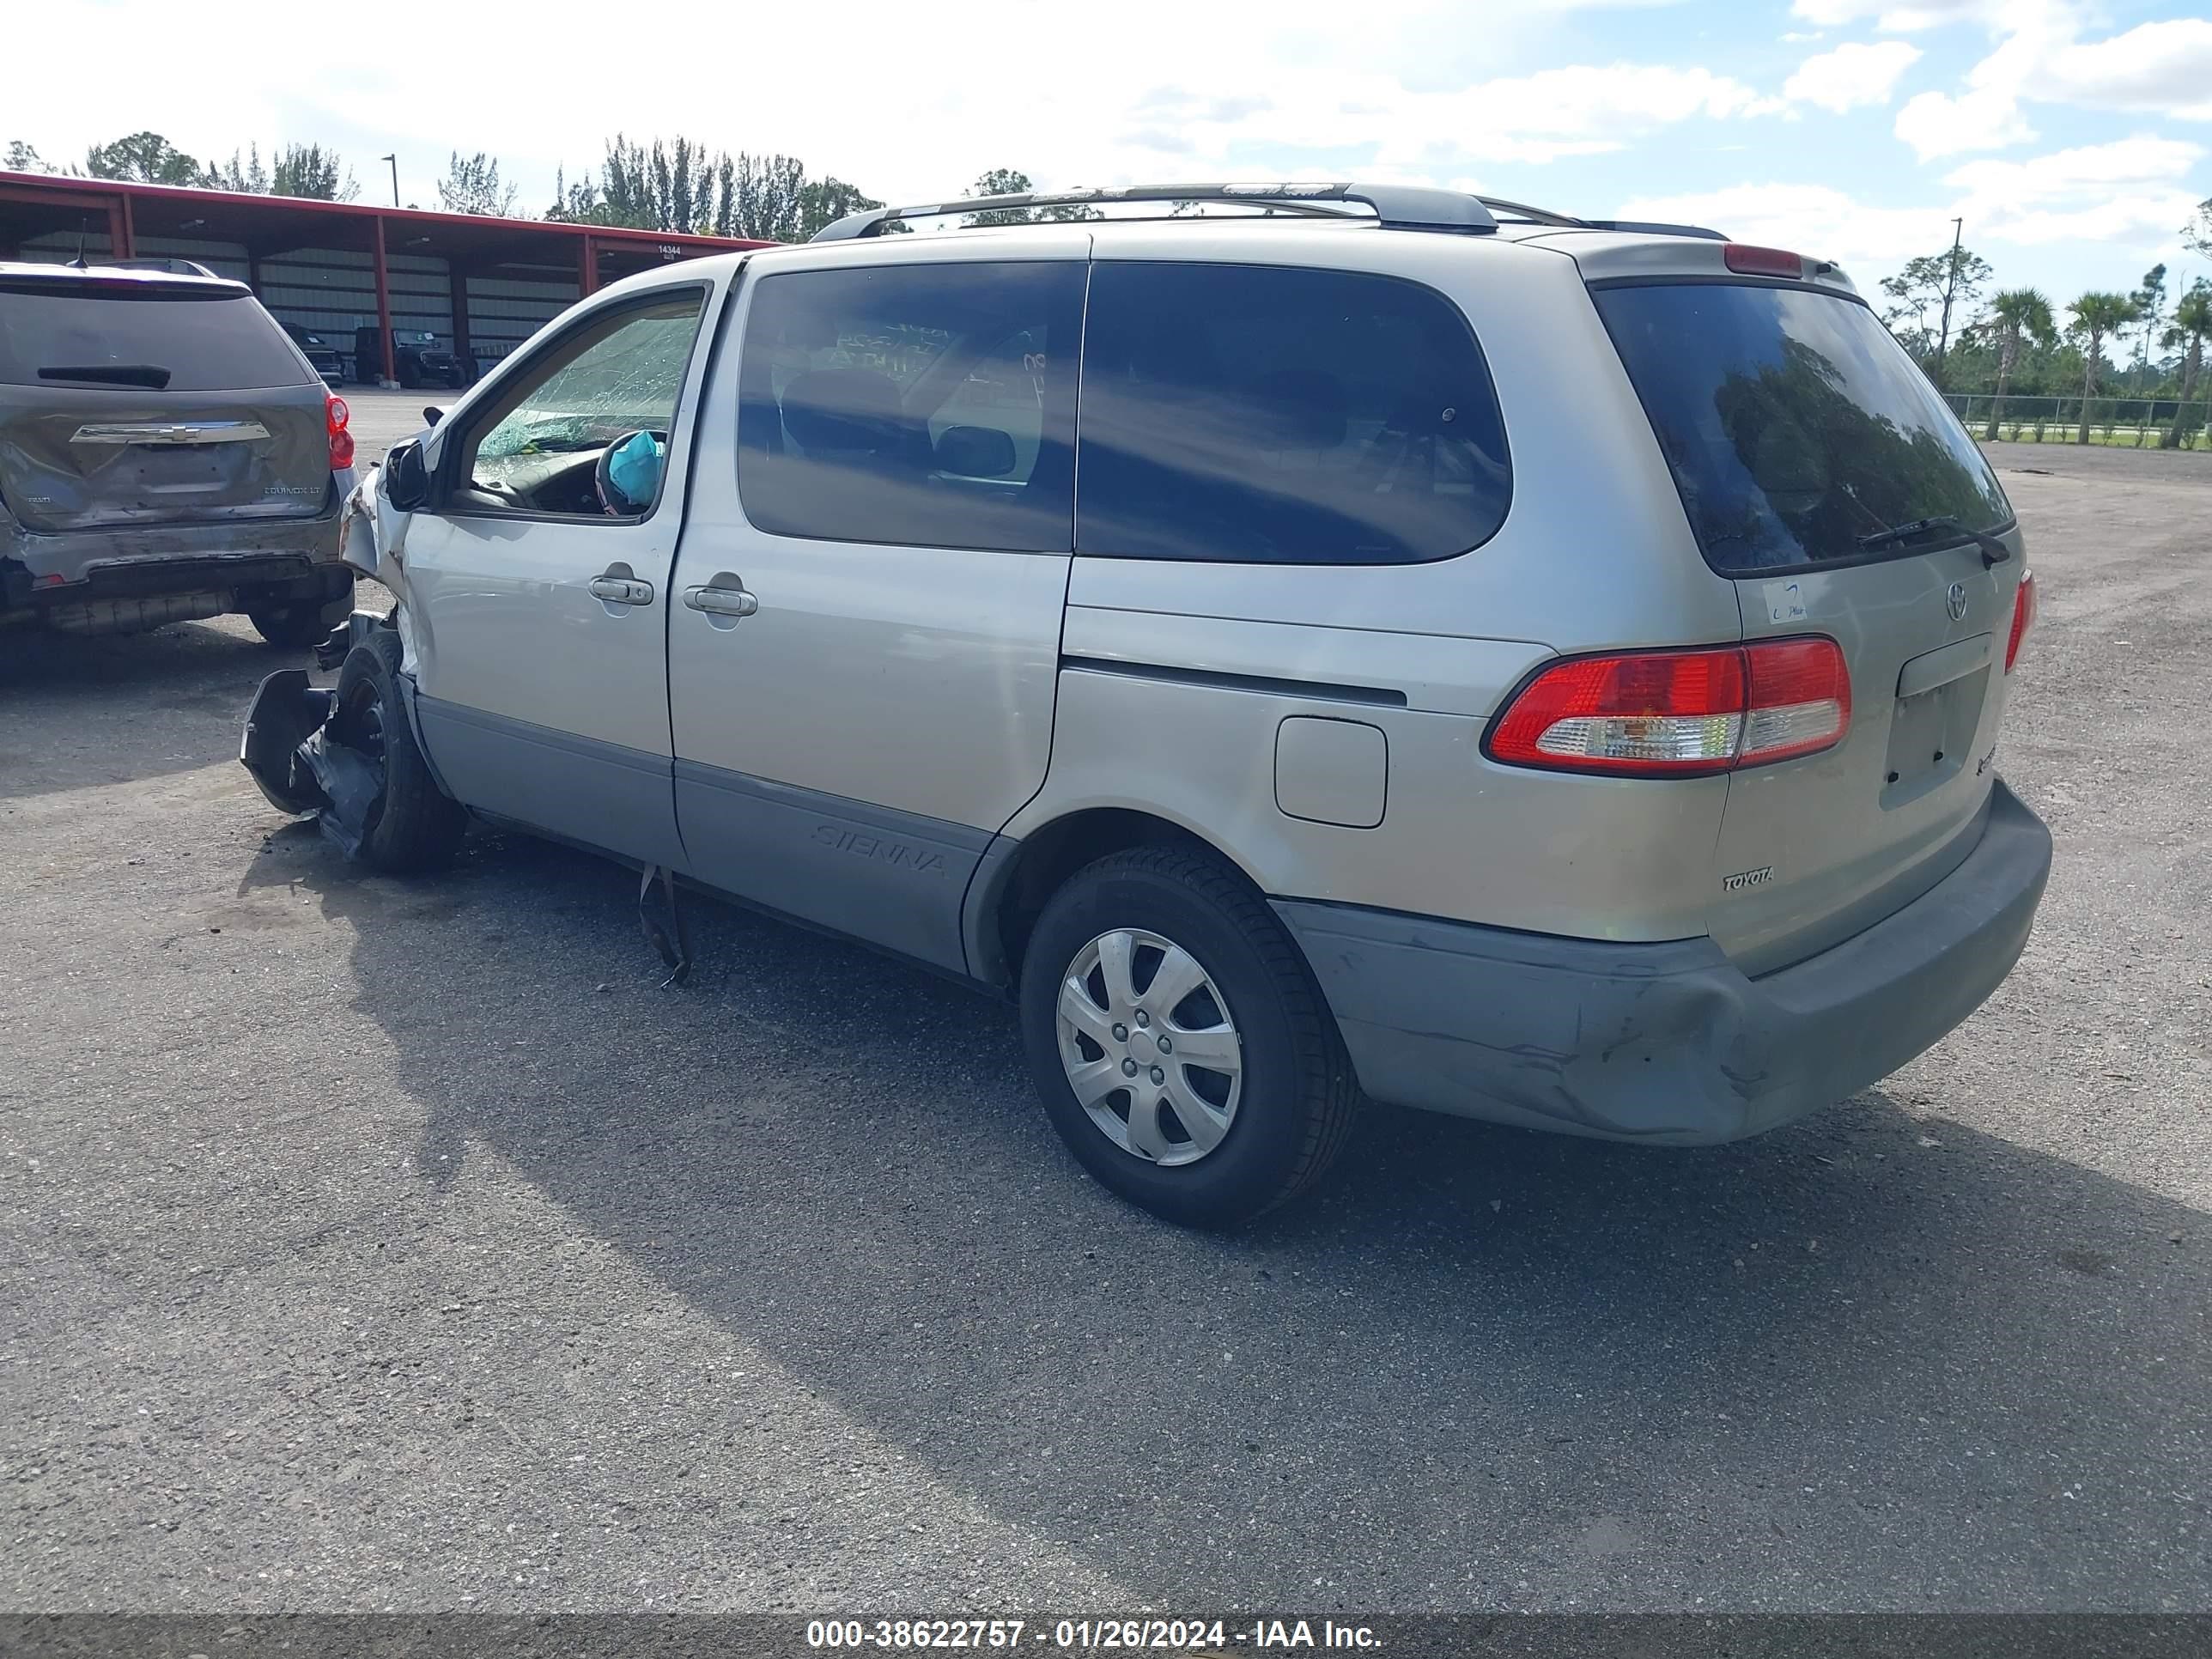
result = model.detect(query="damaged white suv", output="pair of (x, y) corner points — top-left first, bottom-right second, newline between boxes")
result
(243, 181), (2051, 1226)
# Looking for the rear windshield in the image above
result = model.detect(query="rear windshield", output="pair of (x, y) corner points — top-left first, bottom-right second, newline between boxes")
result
(0, 286), (311, 392)
(1593, 282), (2011, 574)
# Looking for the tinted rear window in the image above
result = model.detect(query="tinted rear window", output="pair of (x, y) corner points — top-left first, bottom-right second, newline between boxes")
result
(0, 287), (311, 392)
(1593, 282), (2011, 574)
(1077, 262), (1510, 565)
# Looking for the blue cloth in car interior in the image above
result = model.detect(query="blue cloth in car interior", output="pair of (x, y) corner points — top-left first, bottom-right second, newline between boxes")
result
(609, 431), (666, 506)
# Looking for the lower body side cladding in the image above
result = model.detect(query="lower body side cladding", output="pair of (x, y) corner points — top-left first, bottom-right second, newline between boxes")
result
(1277, 781), (2051, 1142)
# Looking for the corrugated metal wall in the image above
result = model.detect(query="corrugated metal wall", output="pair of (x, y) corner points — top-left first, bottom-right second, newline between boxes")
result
(16, 229), (581, 383)
(465, 263), (580, 371)
(16, 228), (117, 263)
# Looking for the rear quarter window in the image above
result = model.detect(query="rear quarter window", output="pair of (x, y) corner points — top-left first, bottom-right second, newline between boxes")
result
(1076, 262), (1510, 565)
(0, 285), (312, 392)
(1593, 280), (2012, 574)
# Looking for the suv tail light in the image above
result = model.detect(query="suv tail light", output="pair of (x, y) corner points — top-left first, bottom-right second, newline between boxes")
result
(326, 392), (354, 470)
(2005, 570), (2036, 672)
(1487, 638), (1851, 777)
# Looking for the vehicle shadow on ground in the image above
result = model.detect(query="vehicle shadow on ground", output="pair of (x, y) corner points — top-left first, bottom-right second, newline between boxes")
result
(240, 823), (2209, 1607)
(0, 620), (299, 800)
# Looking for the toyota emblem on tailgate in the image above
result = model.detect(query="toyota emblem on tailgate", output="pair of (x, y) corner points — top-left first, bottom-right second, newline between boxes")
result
(1946, 581), (1968, 621)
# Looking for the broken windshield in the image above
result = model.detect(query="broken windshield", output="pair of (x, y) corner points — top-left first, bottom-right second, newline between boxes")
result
(465, 293), (708, 485)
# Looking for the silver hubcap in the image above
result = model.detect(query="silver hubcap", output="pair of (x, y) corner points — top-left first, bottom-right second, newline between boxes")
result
(1055, 927), (1243, 1166)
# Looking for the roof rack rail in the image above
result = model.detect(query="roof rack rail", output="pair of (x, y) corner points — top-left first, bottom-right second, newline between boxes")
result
(1582, 218), (1727, 241)
(809, 181), (1498, 242)
(1473, 197), (1589, 228)
(1471, 198), (1726, 240)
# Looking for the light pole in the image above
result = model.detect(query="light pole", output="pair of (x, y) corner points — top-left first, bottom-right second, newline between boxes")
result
(1933, 216), (1965, 388)
(380, 155), (399, 208)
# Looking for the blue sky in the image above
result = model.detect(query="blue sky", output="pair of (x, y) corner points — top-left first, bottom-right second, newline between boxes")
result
(16, 0), (2212, 312)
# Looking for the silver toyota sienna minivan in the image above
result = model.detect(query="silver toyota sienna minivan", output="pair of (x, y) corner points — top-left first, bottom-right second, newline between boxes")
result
(242, 183), (2052, 1226)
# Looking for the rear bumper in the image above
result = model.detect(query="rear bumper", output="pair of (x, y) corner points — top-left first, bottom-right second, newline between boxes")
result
(3, 475), (349, 618)
(1275, 779), (2052, 1145)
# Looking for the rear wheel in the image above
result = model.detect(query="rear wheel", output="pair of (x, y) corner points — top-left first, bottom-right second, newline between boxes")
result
(329, 629), (467, 872)
(249, 590), (351, 649)
(1017, 845), (1358, 1227)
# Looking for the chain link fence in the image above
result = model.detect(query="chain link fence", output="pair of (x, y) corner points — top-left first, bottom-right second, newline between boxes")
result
(1942, 392), (2212, 449)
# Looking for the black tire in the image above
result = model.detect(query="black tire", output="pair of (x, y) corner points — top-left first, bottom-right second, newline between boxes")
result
(1018, 844), (1358, 1227)
(330, 628), (467, 873)
(248, 591), (352, 649)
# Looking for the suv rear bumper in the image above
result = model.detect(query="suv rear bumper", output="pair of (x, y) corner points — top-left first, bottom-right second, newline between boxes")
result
(1274, 779), (2052, 1145)
(3, 479), (349, 626)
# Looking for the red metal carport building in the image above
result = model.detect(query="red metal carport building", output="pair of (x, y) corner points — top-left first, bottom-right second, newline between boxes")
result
(0, 172), (771, 384)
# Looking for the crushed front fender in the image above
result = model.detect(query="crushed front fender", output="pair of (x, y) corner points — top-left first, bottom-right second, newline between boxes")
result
(240, 669), (333, 816)
(238, 657), (386, 860)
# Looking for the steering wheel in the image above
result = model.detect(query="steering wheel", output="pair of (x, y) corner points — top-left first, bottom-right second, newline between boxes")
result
(593, 428), (671, 515)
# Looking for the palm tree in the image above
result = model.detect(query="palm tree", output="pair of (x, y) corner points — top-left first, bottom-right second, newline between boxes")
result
(1979, 288), (2057, 439)
(2162, 281), (2212, 449)
(2067, 292), (2141, 444)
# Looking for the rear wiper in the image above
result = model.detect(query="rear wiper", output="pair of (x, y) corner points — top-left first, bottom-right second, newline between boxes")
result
(1857, 514), (2011, 568)
(38, 363), (172, 389)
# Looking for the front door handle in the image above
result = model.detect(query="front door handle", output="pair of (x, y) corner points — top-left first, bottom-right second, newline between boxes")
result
(588, 575), (655, 606)
(683, 579), (758, 620)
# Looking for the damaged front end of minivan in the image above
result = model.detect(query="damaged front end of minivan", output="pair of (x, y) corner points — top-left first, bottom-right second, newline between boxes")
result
(238, 450), (430, 860)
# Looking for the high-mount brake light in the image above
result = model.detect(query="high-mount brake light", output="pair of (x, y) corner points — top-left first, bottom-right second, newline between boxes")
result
(326, 392), (354, 470)
(1486, 638), (1851, 777)
(1723, 243), (1804, 279)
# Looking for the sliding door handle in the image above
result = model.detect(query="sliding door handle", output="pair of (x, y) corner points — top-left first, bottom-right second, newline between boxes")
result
(683, 577), (758, 622)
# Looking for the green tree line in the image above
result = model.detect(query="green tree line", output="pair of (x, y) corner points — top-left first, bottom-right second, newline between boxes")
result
(7, 132), (360, 200)
(1870, 205), (2212, 447)
(5, 131), (1064, 246)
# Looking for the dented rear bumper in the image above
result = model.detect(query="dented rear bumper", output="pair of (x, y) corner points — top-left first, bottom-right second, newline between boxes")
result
(1276, 781), (2052, 1144)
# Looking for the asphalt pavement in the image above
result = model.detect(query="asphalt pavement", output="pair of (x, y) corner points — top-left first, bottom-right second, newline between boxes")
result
(1, 441), (2206, 1613)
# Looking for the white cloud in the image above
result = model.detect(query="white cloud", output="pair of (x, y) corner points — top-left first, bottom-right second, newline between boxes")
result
(1876, 7), (2212, 161)
(1789, 0), (2003, 31)
(1616, 135), (2205, 286)
(1613, 182), (1948, 269)
(1944, 133), (2203, 199)
(1894, 86), (2037, 159)
(1941, 134), (2206, 246)
(8, 3), (1783, 213)
(1786, 41), (1923, 112)
(2023, 20), (2212, 119)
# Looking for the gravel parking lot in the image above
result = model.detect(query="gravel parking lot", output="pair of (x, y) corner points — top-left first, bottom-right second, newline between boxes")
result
(2, 442), (2206, 1613)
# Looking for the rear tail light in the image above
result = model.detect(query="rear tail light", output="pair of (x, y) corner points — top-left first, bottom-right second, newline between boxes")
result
(326, 392), (354, 470)
(2004, 570), (2036, 672)
(1487, 638), (1850, 777)
(1741, 636), (1853, 764)
(1723, 243), (1804, 279)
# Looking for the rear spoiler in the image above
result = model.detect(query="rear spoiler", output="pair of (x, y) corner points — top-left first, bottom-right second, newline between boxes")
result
(0, 265), (249, 300)
(1581, 220), (1727, 241)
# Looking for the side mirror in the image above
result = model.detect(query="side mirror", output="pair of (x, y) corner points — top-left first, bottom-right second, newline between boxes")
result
(384, 440), (433, 513)
(934, 423), (1018, 479)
